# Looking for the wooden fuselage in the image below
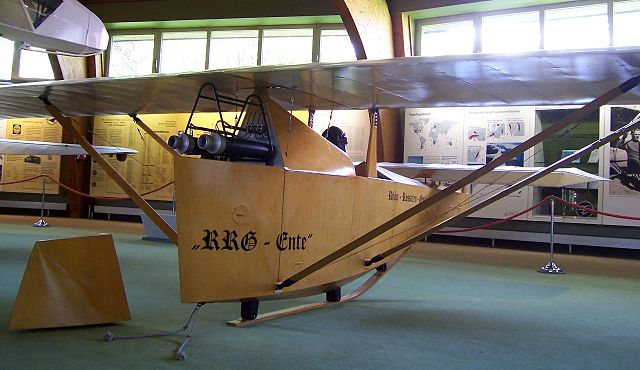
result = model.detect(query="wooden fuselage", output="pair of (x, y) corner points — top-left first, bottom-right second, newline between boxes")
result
(174, 97), (467, 303)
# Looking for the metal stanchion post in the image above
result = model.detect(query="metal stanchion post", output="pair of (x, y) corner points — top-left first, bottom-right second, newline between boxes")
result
(33, 175), (50, 228)
(539, 197), (563, 274)
(172, 186), (176, 215)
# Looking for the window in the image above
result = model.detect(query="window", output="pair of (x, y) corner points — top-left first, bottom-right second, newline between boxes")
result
(482, 12), (540, 53)
(108, 34), (154, 77)
(209, 30), (259, 69)
(319, 29), (356, 62)
(544, 4), (609, 50)
(614, 0), (640, 46)
(160, 32), (207, 73)
(420, 20), (475, 56)
(0, 37), (14, 80)
(107, 25), (354, 75)
(262, 28), (313, 65)
(18, 49), (54, 79)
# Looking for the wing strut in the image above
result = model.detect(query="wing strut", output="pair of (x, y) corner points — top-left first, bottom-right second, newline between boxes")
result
(42, 100), (178, 244)
(367, 110), (640, 265)
(275, 76), (640, 292)
(363, 108), (379, 177)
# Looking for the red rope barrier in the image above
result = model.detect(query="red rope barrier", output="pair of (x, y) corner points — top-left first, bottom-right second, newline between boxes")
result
(0, 174), (43, 186)
(0, 173), (174, 201)
(439, 196), (553, 233)
(3, 173), (640, 222)
(550, 195), (640, 221)
(440, 194), (640, 234)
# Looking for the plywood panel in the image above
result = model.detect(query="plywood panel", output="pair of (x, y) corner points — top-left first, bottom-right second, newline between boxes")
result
(266, 97), (355, 176)
(279, 171), (356, 289)
(278, 170), (356, 289)
(349, 177), (397, 263)
(391, 188), (468, 246)
(174, 157), (285, 302)
(9, 234), (130, 330)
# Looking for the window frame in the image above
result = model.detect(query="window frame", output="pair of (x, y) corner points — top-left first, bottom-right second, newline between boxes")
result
(105, 23), (350, 77)
(0, 38), (56, 83)
(413, 0), (635, 56)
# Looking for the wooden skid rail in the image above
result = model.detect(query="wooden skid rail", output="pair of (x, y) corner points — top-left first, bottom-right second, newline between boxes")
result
(226, 250), (407, 327)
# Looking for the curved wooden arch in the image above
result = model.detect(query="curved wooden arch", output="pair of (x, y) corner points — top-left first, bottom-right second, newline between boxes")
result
(332, 0), (402, 163)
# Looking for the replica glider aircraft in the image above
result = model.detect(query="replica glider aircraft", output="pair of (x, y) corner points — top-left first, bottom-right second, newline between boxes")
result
(0, 0), (108, 56)
(0, 48), (639, 329)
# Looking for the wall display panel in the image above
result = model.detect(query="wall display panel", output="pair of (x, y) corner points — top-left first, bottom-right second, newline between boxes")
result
(0, 118), (61, 194)
(603, 105), (640, 226)
(464, 107), (534, 220)
(404, 108), (465, 165)
(90, 112), (235, 200)
(311, 110), (370, 162)
(405, 107), (533, 220)
(469, 184), (531, 220)
(404, 104), (640, 231)
(531, 108), (601, 222)
(465, 107), (531, 166)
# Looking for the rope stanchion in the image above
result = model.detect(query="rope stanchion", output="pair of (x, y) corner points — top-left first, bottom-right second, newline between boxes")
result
(33, 175), (50, 228)
(434, 193), (640, 274)
(539, 197), (564, 274)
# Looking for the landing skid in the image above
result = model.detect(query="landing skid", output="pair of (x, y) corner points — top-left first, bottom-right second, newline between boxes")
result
(226, 250), (407, 327)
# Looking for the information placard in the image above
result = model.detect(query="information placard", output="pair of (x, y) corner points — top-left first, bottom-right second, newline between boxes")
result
(1, 118), (62, 194)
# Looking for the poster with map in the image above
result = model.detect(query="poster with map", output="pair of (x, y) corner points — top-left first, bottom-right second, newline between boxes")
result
(464, 107), (533, 166)
(404, 108), (465, 164)
(403, 107), (534, 220)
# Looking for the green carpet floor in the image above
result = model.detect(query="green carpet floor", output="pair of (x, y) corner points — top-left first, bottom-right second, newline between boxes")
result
(0, 216), (638, 369)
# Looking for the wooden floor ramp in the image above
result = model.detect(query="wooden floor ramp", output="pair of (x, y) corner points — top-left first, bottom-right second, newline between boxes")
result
(8, 234), (131, 330)
(226, 250), (407, 327)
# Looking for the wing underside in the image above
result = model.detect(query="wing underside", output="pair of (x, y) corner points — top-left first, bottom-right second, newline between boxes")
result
(0, 48), (639, 119)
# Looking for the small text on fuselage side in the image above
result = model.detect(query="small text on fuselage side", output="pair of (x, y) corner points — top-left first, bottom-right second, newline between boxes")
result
(388, 190), (425, 203)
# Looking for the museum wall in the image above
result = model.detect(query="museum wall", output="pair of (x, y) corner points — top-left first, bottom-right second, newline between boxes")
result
(403, 104), (640, 228)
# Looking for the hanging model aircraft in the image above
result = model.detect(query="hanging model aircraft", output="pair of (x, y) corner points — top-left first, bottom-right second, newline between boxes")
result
(0, 0), (108, 56)
(1, 48), (640, 359)
(0, 138), (137, 160)
(378, 162), (606, 188)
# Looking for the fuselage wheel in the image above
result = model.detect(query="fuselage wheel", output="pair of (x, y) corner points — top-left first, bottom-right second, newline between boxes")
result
(241, 300), (260, 320)
(326, 287), (341, 302)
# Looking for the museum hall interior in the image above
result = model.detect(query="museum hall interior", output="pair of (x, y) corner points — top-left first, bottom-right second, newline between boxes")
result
(0, 0), (639, 368)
